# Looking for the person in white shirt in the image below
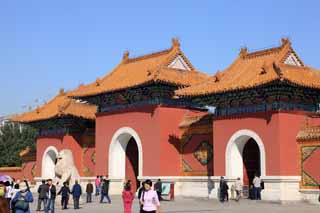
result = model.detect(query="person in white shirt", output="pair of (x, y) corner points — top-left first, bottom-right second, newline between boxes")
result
(5, 181), (12, 209)
(234, 178), (242, 201)
(252, 174), (261, 200)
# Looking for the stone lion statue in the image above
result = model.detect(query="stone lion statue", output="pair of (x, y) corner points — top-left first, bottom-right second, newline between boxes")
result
(54, 149), (80, 187)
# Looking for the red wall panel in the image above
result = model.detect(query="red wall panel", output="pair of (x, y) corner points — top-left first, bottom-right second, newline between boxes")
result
(213, 111), (319, 177)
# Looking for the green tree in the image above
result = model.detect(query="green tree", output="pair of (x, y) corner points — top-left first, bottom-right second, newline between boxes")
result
(0, 122), (37, 167)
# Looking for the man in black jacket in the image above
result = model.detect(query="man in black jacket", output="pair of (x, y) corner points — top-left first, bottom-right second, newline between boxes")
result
(154, 179), (162, 201)
(137, 182), (145, 213)
(45, 179), (56, 213)
(219, 177), (229, 202)
(100, 178), (111, 203)
(58, 182), (71, 209)
(37, 180), (49, 211)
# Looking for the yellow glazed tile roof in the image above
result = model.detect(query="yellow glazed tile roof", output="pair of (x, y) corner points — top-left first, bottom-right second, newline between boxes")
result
(12, 89), (97, 123)
(68, 38), (210, 98)
(176, 38), (320, 97)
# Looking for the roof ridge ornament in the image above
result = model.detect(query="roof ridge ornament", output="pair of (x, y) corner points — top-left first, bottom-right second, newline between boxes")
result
(122, 50), (129, 62)
(172, 37), (180, 48)
(239, 47), (248, 58)
(214, 71), (222, 82)
(58, 100), (71, 114)
(281, 37), (291, 47)
(273, 62), (284, 80)
(146, 70), (152, 77)
(59, 88), (65, 96)
(95, 78), (101, 86)
(260, 63), (268, 75)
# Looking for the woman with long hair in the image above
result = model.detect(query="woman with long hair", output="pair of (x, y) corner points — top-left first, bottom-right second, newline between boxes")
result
(122, 181), (134, 213)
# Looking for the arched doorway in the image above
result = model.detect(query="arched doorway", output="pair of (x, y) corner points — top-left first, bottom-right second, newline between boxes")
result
(125, 137), (139, 191)
(225, 129), (266, 180)
(242, 138), (261, 187)
(42, 146), (58, 179)
(109, 127), (143, 192)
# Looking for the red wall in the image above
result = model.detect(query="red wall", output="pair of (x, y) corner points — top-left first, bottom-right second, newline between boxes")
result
(22, 161), (37, 183)
(213, 111), (319, 176)
(182, 134), (213, 175)
(0, 162), (36, 183)
(158, 107), (192, 176)
(0, 168), (22, 181)
(96, 105), (161, 176)
(95, 105), (194, 177)
(36, 134), (86, 177)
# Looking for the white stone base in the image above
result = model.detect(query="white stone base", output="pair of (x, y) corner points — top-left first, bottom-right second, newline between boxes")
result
(261, 176), (301, 202)
(136, 176), (234, 199)
(35, 175), (319, 204)
(108, 179), (125, 195)
(300, 189), (320, 205)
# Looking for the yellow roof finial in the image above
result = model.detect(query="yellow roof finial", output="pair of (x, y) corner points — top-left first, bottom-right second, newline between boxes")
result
(281, 37), (291, 46)
(123, 50), (129, 61)
(172, 37), (180, 48)
(59, 88), (65, 96)
(239, 47), (248, 57)
(95, 78), (101, 86)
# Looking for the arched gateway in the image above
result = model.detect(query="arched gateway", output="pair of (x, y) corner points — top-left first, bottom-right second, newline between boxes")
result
(109, 127), (143, 191)
(42, 146), (58, 179)
(225, 129), (266, 184)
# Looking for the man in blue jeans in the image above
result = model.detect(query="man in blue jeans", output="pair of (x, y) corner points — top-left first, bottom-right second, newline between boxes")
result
(71, 180), (82, 209)
(45, 179), (56, 213)
(252, 174), (261, 200)
(100, 178), (111, 203)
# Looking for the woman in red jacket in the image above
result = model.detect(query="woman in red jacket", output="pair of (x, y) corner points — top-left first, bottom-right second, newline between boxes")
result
(122, 181), (134, 213)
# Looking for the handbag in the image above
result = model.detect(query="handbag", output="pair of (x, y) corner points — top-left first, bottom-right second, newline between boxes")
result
(15, 194), (29, 211)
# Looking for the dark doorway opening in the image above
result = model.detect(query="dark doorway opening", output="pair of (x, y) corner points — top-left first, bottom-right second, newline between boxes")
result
(125, 137), (139, 192)
(243, 138), (261, 187)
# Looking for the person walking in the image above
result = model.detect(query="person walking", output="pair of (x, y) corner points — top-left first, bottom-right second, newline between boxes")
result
(45, 179), (56, 213)
(71, 180), (82, 209)
(138, 182), (145, 213)
(36, 180), (48, 211)
(95, 176), (101, 196)
(86, 181), (93, 203)
(58, 182), (71, 209)
(252, 174), (261, 200)
(219, 177), (229, 202)
(140, 179), (160, 213)
(154, 179), (162, 201)
(100, 178), (111, 203)
(4, 181), (13, 210)
(235, 177), (242, 201)
(5, 181), (13, 208)
(122, 182), (134, 213)
(11, 180), (33, 213)
(10, 182), (20, 213)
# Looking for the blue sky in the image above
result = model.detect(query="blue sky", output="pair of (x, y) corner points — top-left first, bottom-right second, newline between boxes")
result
(1, 0), (320, 115)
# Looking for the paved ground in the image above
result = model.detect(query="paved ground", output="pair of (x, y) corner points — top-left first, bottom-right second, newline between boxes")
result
(31, 195), (319, 213)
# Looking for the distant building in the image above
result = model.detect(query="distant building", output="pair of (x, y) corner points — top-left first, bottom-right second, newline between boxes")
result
(0, 115), (10, 127)
(0, 114), (22, 133)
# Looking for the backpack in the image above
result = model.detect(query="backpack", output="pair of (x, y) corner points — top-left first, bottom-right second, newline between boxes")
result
(0, 186), (5, 197)
(15, 193), (29, 211)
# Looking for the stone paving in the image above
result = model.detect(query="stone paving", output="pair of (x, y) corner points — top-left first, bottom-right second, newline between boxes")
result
(30, 195), (319, 213)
